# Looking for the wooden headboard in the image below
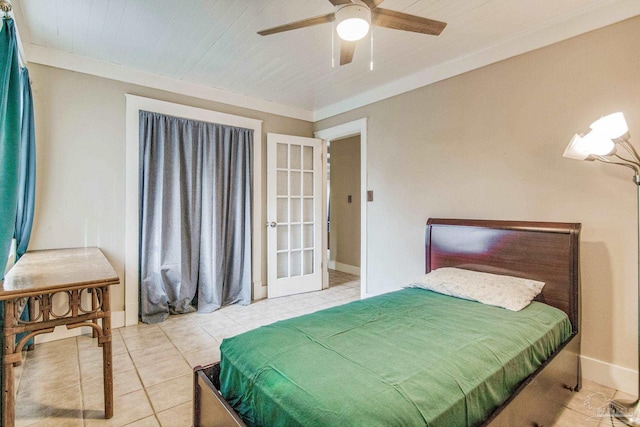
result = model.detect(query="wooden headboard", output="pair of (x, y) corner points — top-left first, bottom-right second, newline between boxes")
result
(426, 219), (581, 331)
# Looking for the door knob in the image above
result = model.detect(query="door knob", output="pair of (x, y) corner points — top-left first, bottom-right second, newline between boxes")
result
(267, 222), (277, 228)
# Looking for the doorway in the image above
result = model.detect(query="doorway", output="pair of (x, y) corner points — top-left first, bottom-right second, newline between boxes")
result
(315, 118), (368, 298)
(327, 135), (361, 280)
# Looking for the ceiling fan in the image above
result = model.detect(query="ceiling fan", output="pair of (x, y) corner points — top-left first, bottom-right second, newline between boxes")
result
(257, 0), (447, 66)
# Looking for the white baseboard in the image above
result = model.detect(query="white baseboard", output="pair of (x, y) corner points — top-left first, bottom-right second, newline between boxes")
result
(581, 354), (637, 395)
(34, 310), (126, 344)
(333, 262), (360, 276)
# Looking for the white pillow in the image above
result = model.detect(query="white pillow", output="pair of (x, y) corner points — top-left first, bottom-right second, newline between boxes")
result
(407, 267), (545, 311)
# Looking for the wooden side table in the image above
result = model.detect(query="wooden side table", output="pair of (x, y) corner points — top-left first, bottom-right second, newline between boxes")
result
(0, 247), (120, 427)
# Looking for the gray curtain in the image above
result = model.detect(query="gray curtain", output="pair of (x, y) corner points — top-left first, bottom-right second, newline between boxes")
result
(139, 111), (252, 324)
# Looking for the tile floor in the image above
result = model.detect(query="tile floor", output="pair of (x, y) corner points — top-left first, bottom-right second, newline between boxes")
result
(12, 270), (632, 426)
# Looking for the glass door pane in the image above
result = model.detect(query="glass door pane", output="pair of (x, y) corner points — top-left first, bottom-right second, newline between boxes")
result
(279, 141), (315, 278)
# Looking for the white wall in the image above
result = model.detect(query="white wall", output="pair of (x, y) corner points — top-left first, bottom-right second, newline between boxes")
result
(315, 16), (640, 394)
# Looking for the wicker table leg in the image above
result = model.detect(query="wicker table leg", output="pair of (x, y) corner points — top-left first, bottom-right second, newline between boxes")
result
(101, 286), (113, 419)
(3, 299), (17, 427)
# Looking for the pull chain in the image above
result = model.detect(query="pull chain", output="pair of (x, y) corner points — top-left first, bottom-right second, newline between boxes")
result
(369, 27), (374, 71)
(331, 22), (336, 68)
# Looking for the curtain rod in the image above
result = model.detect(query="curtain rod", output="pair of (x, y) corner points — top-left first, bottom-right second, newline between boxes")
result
(0, 0), (27, 67)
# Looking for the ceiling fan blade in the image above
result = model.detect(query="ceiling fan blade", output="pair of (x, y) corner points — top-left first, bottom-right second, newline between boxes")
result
(258, 13), (335, 36)
(328, 0), (352, 5)
(340, 40), (356, 66)
(360, 0), (384, 10)
(372, 8), (447, 36)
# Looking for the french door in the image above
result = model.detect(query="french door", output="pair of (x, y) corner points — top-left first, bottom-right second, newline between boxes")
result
(266, 133), (323, 298)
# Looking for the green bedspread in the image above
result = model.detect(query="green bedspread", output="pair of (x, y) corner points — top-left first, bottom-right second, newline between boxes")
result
(219, 288), (572, 427)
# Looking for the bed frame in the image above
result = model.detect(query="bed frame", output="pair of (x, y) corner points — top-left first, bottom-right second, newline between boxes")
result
(193, 218), (582, 427)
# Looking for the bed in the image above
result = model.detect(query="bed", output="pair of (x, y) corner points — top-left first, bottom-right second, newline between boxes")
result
(193, 218), (582, 426)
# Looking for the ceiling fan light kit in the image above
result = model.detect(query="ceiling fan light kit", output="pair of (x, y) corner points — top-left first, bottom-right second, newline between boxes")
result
(257, 0), (447, 67)
(335, 4), (371, 41)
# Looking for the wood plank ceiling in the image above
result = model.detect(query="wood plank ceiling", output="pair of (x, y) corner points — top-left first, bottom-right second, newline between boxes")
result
(12, 0), (640, 117)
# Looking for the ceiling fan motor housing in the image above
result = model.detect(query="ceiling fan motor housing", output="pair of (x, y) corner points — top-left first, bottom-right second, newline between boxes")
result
(335, 4), (371, 41)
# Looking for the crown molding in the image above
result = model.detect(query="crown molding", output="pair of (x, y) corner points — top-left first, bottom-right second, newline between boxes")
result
(24, 44), (314, 123)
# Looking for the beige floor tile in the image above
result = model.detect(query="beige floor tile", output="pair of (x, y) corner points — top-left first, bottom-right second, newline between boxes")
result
(80, 352), (135, 383)
(156, 401), (191, 427)
(18, 360), (81, 399)
(157, 314), (198, 331)
(16, 416), (84, 427)
(161, 322), (206, 341)
(15, 359), (25, 394)
(118, 323), (161, 338)
(613, 389), (635, 401)
(77, 334), (128, 356)
(77, 346), (103, 366)
(598, 414), (614, 427)
(27, 338), (77, 360)
(25, 344), (77, 368)
(83, 368), (144, 407)
(77, 334), (102, 349)
(198, 315), (243, 331)
(21, 357), (79, 381)
(15, 383), (82, 427)
(19, 419), (83, 427)
(550, 405), (596, 426)
(122, 330), (171, 352)
(123, 416), (161, 427)
(129, 342), (181, 368)
(564, 380), (617, 417)
(169, 332), (219, 353)
(162, 321), (208, 336)
(209, 326), (250, 342)
(181, 346), (220, 368)
(84, 389), (154, 426)
(112, 338), (128, 356)
(191, 310), (232, 326)
(200, 322), (239, 337)
(146, 374), (192, 413)
(136, 355), (192, 388)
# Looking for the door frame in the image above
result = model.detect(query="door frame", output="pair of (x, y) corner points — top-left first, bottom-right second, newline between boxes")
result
(314, 118), (367, 298)
(124, 95), (264, 326)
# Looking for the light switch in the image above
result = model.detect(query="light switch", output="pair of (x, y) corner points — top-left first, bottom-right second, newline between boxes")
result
(347, 195), (352, 203)
(367, 191), (373, 202)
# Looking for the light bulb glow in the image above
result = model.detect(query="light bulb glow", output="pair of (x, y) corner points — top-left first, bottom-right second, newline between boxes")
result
(563, 134), (591, 160)
(337, 18), (369, 41)
(335, 5), (370, 41)
(590, 112), (629, 140)
(563, 131), (616, 161)
(581, 130), (616, 156)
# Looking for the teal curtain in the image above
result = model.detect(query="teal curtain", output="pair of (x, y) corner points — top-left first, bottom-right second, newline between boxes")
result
(15, 67), (35, 258)
(0, 17), (21, 423)
(0, 17), (20, 278)
(14, 67), (35, 355)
